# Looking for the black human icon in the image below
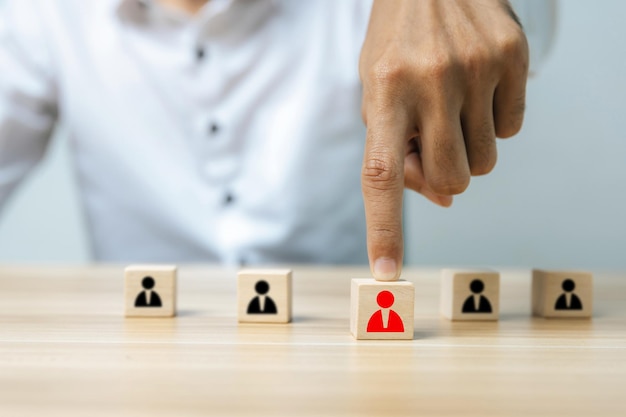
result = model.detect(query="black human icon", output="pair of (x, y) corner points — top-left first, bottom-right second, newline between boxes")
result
(555, 279), (583, 310)
(462, 279), (493, 313)
(247, 280), (277, 314)
(134, 276), (163, 308)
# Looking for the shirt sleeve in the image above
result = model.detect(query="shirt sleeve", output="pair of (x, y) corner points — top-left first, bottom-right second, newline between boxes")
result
(0, 0), (58, 208)
(510, 0), (558, 75)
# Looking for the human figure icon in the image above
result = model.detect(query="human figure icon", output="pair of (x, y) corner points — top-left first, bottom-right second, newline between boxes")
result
(247, 280), (278, 314)
(462, 279), (492, 313)
(134, 276), (162, 307)
(555, 278), (583, 310)
(366, 290), (404, 332)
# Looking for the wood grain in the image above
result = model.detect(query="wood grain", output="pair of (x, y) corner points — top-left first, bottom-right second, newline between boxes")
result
(0, 265), (625, 417)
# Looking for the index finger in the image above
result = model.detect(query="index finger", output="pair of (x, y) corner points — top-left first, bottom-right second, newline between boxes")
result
(361, 110), (409, 282)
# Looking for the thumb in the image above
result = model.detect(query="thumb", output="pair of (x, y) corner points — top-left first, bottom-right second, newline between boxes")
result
(362, 112), (407, 281)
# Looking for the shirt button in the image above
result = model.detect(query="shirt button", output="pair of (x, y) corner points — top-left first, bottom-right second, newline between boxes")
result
(195, 46), (206, 61)
(209, 122), (219, 135)
(224, 192), (235, 205)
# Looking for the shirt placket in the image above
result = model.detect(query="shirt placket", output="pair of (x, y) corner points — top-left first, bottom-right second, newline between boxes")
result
(190, 12), (245, 264)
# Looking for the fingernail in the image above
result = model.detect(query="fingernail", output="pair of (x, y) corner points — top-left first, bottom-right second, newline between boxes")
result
(374, 257), (398, 281)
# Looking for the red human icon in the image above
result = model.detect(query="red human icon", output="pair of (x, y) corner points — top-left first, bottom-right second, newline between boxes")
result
(366, 290), (404, 332)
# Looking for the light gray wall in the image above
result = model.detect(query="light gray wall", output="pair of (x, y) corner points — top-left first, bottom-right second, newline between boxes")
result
(1, 1), (624, 268)
(0, 126), (90, 263)
(406, 0), (626, 268)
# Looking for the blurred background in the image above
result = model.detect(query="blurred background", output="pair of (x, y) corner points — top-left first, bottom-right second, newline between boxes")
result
(0, 0), (624, 268)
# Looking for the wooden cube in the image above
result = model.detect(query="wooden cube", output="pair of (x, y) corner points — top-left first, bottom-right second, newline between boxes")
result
(238, 269), (292, 323)
(350, 279), (414, 340)
(125, 265), (177, 317)
(532, 270), (593, 318)
(441, 269), (500, 321)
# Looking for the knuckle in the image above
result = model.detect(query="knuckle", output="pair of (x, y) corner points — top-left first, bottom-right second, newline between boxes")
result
(417, 52), (458, 82)
(367, 222), (404, 253)
(364, 59), (412, 107)
(496, 31), (527, 59)
(366, 59), (411, 87)
(362, 154), (402, 190)
(368, 223), (402, 240)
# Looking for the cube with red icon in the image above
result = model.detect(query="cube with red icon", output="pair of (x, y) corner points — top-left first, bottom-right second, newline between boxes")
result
(350, 278), (415, 340)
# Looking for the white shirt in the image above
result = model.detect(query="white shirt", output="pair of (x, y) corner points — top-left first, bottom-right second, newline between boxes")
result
(0, 0), (552, 265)
(0, 0), (371, 264)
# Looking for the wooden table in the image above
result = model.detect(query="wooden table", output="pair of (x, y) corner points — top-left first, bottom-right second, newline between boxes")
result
(0, 266), (625, 416)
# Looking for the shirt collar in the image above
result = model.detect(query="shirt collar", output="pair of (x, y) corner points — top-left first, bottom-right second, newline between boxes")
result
(115, 0), (277, 28)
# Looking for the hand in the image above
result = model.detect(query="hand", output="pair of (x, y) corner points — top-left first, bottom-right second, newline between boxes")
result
(360, 0), (529, 281)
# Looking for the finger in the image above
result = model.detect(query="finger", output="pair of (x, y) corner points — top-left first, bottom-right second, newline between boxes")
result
(462, 91), (497, 176)
(362, 112), (408, 282)
(404, 149), (453, 207)
(494, 36), (529, 138)
(419, 106), (471, 196)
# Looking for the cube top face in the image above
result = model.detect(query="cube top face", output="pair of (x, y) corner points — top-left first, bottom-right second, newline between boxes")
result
(124, 265), (177, 317)
(442, 268), (497, 274)
(238, 269), (292, 323)
(532, 270), (593, 318)
(351, 279), (415, 340)
(440, 269), (500, 321)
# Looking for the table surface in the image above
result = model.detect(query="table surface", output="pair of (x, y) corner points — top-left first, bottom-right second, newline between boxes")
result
(0, 265), (625, 417)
